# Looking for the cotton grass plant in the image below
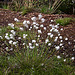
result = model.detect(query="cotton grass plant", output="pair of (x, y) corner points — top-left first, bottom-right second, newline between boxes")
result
(0, 14), (75, 75)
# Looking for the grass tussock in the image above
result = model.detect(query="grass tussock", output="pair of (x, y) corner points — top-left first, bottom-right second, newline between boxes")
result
(55, 18), (72, 26)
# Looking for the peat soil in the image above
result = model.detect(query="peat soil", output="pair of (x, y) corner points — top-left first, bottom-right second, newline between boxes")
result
(0, 8), (75, 60)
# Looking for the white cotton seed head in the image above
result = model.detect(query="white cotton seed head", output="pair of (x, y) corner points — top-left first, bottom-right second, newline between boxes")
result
(38, 30), (42, 34)
(0, 36), (3, 39)
(48, 43), (51, 46)
(23, 20), (27, 24)
(27, 21), (30, 24)
(59, 36), (62, 39)
(50, 34), (53, 38)
(36, 43), (39, 46)
(44, 27), (46, 30)
(71, 57), (74, 60)
(24, 24), (28, 28)
(38, 14), (42, 19)
(60, 28), (63, 31)
(29, 43), (32, 46)
(47, 33), (51, 36)
(18, 37), (21, 39)
(45, 39), (49, 43)
(57, 55), (61, 59)
(65, 38), (68, 40)
(41, 18), (45, 23)
(55, 46), (60, 50)
(20, 27), (23, 31)
(13, 42), (17, 45)
(31, 17), (36, 21)
(38, 35), (40, 37)
(51, 20), (54, 22)
(14, 18), (19, 22)
(9, 40), (13, 44)
(40, 24), (44, 27)
(60, 43), (63, 46)
(64, 59), (66, 62)
(32, 39), (36, 43)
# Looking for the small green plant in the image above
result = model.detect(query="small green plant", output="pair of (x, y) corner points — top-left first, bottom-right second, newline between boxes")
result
(2, 4), (9, 9)
(22, 7), (34, 16)
(55, 18), (72, 26)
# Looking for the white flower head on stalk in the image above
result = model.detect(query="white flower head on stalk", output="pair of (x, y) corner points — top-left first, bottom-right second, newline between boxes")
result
(48, 43), (51, 46)
(57, 23), (60, 25)
(45, 39), (49, 43)
(29, 43), (32, 46)
(60, 28), (63, 31)
(38, 35), (40, 38)
(34, 25), (36, 28)
(9, 40), (13, 44)
(57, 55), (61, 59)
(8, 23), (14, 29)
(50, 34), (53, 38)
(35, 26), (39, 30)
(20, 27), (23, 31)
(60, 43), (63, 46)
(29, 29), (31, 31)
(38, 30), (42, 34)
(13, 41), (17, 45)
(29, 46), (35, 49)
(60, 40), (63, 42)
(24, 24), (28, 28)
(64, 59), (66, 62)
(11, 30), (15, 35)
(27, 21), (30, 24)
(47, 33), (51, 36)
(71, 57), (74, 60)
(10, 34), (14, 39)
(51, 20), (54, 22)
(53, 29), (59, 33)
(36, 43), (39, 46)
(49, 24), (53, 27)
(18, 37), (21, 40)
(55, 46), (60, 50)
(40, 24), (44, 27)
(41, 18), (45, 23)
(30, 26), (32, 29)
(54, 38), (58, 42)
(44, 27), (46, 30)
(0, 36), (3, 39)
(23, 20), (27, 24)
(5, 47), (8, 50)
(59, 36), (63, 39)
(38, 14), (42, 19)
(6, 33), (8, 36)
(58, 33), (60, 36)
(36, 23), (39, 26)
(33, 22), (36, 25)
(10, 48), (13, 51)
(5, 35), (10, 40)
(50, 29), (53, 32)
(23, 43), (25, 45)
(55, 25), (59, 28)
(14, 18), (19, 22)
(65, 37), (68, 40)
(31, 17), (36, 21)
(23, 34), (27, 39)
(32, 40), (36, 43)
